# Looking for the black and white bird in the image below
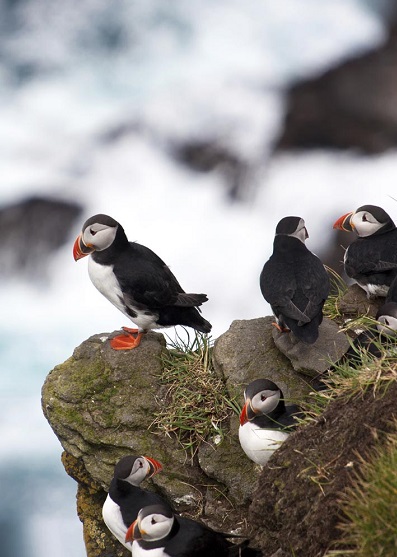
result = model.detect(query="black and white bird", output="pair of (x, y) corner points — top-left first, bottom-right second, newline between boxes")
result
(73, 214), (212, 349)
(102, 455), (164, 550)
(375, 275), (397, 338)
(239, 379), (300, 466)
(333, 204), (397, 298)
(125, 503), (262, 557)
(260, 216), (330, 344)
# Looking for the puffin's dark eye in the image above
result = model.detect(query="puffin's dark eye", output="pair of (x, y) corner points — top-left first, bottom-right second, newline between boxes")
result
(139, 460), (143, 467)
(362, 214), (367, 222)
(385, 319), (389, 326)
(90, 228), (97, 235)
(261, 394), (267, 401)
(151, 517), (156, 525)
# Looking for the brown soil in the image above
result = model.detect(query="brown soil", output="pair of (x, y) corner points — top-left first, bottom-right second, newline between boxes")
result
(249, 378), (397, 557)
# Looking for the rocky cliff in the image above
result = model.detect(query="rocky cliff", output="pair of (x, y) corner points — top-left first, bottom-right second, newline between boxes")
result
(41, 287), (396, 557)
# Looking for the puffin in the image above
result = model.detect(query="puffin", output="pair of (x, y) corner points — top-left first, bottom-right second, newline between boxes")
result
(73, 214), (212, 349)
(333, 204), (397, 297)
(239, 379), (300, 466)
(376, 275), (397, 337)
(260, 216), (330, 344)
(125, 503), (263, 557)
(102, 455), (164, 550)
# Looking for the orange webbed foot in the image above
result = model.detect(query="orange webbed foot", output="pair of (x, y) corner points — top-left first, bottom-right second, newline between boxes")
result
(110, 329), (143, 350)
(271, 322), (290, 333)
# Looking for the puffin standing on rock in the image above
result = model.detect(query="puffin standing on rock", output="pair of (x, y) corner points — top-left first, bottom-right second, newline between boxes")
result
(73, 214), (212, 349)
(102, 455), (164, 550)
(260, 216), (330, 344)
(125, 503), (263, 556)
(239, 379), (300, 466)
(333, 205), (397, 297)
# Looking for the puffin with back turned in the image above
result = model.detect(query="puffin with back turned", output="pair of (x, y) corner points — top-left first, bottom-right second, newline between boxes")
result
(333, 204), (397, 298)
(239, 379), (300, 466)
(73, 214), (212, 349)
(260, 216), (330, 344)
(125, 503), (263, 556)
(102, 454), (164, 550)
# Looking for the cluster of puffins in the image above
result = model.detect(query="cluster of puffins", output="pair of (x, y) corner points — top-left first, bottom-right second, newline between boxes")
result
(73, 204), (397, 556)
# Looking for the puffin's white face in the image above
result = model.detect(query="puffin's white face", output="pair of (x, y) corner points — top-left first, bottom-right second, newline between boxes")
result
(138, 511), (173, 541)
(290, 218), (308, 244)
(82, 221), (117, 251)
(248, 388), (281, 415)
(124, 457), (152, 486)
(351, 210), (385, 237)
(376, 315), (397, 337)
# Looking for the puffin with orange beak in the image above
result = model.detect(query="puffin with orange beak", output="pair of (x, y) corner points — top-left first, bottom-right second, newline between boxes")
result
(239, 379), (300, 466)
(333, 204), (397, 298)
(73, 214), (211, 350)
(102, 455), (164, 550)
(125, 503), (263, 556)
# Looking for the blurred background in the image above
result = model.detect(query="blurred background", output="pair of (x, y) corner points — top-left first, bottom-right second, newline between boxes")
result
(1, 1), (397, 555)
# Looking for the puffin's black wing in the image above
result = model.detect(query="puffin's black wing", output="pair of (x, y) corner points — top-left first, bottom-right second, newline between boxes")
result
(114, 242), (206, 310)
(261, 251), (329, 323)
(162, 515), (262, 557)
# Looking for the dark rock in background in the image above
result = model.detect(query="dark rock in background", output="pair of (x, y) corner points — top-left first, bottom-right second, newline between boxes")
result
(0, 196), (82, 280)
(172, 139), (250, 201)
(276, 16), (397, 153)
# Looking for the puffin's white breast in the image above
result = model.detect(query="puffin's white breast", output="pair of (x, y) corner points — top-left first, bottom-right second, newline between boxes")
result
(88, 258), (126, 314)
(102, 494), (131, 549)
(362, 283), (389, 298)
(239, 423), (289, 466)
(88, 257), (161, 331)
(132, 543), (169, 557)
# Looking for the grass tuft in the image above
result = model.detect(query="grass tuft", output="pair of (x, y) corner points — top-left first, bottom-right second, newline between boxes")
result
(298, 326), (397, 427)
(323, 267), (349, 321)
(151, 329), (240, 459)
(326, 427), (397, 557)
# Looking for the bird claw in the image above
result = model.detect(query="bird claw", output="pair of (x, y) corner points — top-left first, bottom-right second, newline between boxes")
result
(272, 322), (290, 333)
(110, 330), (143, 350)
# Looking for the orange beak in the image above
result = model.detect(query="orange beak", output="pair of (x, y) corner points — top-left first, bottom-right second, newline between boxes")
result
(239, 400), (250, 426)
(73, 234), (94, 261)
(145, 456), (163, 478)
(333, 212), (354, 232)
(125, 519), (142, 543)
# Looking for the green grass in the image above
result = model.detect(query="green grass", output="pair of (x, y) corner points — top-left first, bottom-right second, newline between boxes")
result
(298, 320), (397, 426)
(150, 330), (241, 458)
(326, 430), (397, 557)
(323, 266), (349, 321)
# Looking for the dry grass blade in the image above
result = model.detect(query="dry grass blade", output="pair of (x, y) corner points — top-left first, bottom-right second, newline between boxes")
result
(151, 330), (240, 459)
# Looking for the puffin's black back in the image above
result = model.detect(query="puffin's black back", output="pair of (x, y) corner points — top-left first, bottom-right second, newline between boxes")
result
(260, 235), (329, 344)
(345, 231), (397, 289)
(109, 477), (167, 528)
(137, 513), (262, 557)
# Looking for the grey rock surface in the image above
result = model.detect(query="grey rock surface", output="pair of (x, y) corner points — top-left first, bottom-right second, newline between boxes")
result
(272, 317), (351, 377)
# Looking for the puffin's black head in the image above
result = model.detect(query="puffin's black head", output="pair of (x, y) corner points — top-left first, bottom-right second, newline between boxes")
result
(240, 378), (283, 425)
(376, 302), (397, 337)
(73, 213), (122, 260)
(113, 455), (163, 486)
(125, 503), (174, 544)
(275, 216), (308, 243)
(333, 205), (395, 237)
